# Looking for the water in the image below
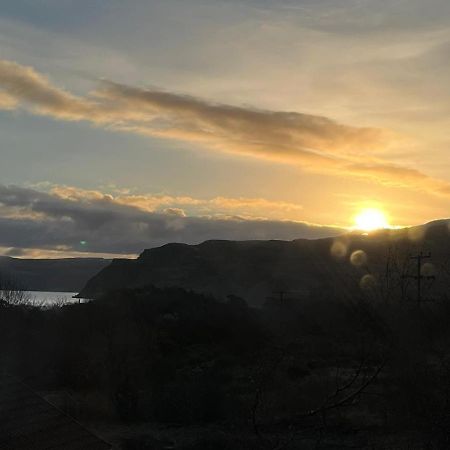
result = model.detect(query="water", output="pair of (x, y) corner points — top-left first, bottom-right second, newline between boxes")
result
(0, 290), (87, 306)
(25, 291), (80, 306)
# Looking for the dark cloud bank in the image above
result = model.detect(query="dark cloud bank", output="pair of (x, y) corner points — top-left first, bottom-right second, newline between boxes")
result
(0, 185), (343, 256)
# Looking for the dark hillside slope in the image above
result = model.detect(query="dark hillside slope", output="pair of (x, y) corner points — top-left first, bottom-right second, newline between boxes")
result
(78, 220), (450, 305)
(0, 257), (111, 292)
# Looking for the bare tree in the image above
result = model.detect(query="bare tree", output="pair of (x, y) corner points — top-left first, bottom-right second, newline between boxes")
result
(250, 337), (386, 450)
(0, 272), (32, 306)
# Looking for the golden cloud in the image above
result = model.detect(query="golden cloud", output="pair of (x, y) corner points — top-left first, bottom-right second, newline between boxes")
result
(48, 185), (304, 220)
(0, 59), (448, 196)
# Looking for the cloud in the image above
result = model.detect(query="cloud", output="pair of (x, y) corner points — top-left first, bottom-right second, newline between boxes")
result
(0, 59), (449, 196)
(48, 185), (305, 220)
(0, 184), (343, 256)
(0, 90), (18, 109)
(0, 60), (96, 119)
(93, 81), (391, 179)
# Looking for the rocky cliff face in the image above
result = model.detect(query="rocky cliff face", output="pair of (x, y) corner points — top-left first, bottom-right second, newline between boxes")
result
(78, 220), (450, 305)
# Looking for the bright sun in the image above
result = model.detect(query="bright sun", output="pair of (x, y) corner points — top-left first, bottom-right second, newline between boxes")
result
(354, 208), (389, 231)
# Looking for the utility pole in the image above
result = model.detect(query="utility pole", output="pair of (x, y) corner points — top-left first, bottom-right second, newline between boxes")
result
(273, 290), (285, 305)
(403, 252), (435, 304)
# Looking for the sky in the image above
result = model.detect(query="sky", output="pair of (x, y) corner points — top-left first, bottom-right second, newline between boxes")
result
(0, 0), (449, 258)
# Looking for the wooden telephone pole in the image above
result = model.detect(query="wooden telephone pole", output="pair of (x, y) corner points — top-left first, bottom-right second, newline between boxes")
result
(403, 252), (435, 304)
(273, 290), (286, 305)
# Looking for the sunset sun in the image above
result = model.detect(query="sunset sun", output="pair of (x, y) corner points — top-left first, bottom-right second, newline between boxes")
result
(354, 208), (389, 232)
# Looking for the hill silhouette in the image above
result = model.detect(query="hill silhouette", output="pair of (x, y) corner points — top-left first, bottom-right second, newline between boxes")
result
(3, 220), (450, 448)
(78, 219), (450, 304)
(0, 257), (111, 292)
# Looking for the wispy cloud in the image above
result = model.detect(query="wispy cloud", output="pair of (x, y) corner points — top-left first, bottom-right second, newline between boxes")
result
(0, 59), (449, 196)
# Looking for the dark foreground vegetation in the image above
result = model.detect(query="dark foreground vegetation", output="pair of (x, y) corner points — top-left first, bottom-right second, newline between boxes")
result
(2, 278), (450, 449)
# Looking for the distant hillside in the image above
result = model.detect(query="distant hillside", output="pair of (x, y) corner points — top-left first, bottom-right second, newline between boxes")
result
(78, 220), (450, 305)
(0, 257), (111, 292)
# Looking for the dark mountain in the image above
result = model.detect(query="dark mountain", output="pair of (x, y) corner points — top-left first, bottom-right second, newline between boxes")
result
(78, 220), (450, 305)
(0, 257), (111, 292)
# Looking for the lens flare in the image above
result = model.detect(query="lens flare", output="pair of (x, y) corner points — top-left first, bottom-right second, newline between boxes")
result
(350, 249), (368, 267)
(354, 208), (389, 232)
